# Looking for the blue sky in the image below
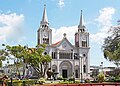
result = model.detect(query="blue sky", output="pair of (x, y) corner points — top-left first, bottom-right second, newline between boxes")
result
(0, 0), (120, 67)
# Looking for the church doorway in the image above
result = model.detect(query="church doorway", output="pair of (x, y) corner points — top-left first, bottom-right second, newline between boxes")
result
(62, 69), (68, 78)
(59, 61), (72, 78)
(75, 70), (78, 78)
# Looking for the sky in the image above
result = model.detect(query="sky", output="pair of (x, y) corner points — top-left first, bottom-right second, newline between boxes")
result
(0, 0), (120, 67)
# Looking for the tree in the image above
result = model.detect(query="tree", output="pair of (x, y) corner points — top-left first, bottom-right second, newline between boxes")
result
(1, 44), (25, 75)
(91, 68), (99, 79)
(102, 25), (120, 67)
(26, 44), (52, 78)
(1, 44), (52, 78)
(0, 49), (8, 67)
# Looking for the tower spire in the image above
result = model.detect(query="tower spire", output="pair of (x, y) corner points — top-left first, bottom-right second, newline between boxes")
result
(41, 4), (48, 24)
(80, 10), (84, 27)
(78, 10), (85, 31)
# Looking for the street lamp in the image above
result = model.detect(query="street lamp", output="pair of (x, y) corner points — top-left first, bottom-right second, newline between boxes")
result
(79, 54), (84, 83)
(100, 62), (103, 73)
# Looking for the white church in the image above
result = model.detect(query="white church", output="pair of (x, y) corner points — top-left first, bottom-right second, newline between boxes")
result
(37, 5), (90, 79)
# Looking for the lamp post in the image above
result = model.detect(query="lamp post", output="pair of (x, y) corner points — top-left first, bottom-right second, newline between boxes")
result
(79, 54), (83, 83)
(100, 62), (103, 73)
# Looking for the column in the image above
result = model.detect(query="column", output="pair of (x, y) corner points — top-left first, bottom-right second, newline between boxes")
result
(72, 50), (75, 77)
(49, 30), (52, 45)
(41, 30), (43, 44)
(57, 49), (59, 76)
(79, 57), (81, 79)
(57, 61), (59, 76)
(72, 50), (74, 60)
(86, 52), (90, 78)
(57, 49), (59, 59)
(80, 57), (83, 82)
(49, 51), (52, 68)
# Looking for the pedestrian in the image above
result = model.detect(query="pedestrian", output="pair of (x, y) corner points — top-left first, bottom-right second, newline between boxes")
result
(2, 75), (8, 86)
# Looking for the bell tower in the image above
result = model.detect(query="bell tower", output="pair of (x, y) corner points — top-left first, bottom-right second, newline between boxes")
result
(75, 10), (89, 48)
(37, 5), (52, 45)
(75, 10), (90, 78)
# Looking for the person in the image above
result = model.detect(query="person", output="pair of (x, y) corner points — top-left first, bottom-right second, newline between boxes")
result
(2, 75), (8, 86)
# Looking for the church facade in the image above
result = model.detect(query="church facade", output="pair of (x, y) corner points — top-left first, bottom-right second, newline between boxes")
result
(37, 5), (90, 79)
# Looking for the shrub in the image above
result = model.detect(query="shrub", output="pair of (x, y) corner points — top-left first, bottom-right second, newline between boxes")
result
(59, 81), (69, 84)
(7, 79), (37, 86)
(0, 79), (3, 84)
(68, 77), (75, 83)
(85, 78), (91, 83)
(75, 80), (80, 84)
(57, 76), (63, 80)
(91, 80), (98, 83)
(69, 77), (75, 82)
(97, 72), (105, 82)
(63, 78), (67, 81)
(38, 78), (45, 85)
(115, 79), (120, 82)
(105, 79), (120, 82)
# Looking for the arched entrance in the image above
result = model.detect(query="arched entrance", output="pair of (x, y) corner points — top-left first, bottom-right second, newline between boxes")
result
(59, 61), (72, 78)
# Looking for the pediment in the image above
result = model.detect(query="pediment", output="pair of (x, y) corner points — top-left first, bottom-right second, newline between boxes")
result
(56, 38), (74, 50)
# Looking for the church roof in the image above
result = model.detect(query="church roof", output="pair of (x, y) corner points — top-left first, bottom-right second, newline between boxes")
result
(51, 33), (74, 49)
(52, 41), (61, 46)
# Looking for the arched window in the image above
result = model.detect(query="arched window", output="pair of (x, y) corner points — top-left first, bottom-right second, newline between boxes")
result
(83, 65), (86, 73)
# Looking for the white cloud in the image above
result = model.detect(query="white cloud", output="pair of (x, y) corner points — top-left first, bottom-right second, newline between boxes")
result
(51, 7), (116, 45)
(58, 0), (65, 8)
(90, 7), (115, 44)
(0, 13), (24, 43)
(52, 26), (77, 44)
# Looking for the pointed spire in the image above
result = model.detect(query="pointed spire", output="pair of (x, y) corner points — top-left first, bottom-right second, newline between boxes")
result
(78, 10), (86, 31)
(41, 4), (48, 24)
(79, 10), (84, 27)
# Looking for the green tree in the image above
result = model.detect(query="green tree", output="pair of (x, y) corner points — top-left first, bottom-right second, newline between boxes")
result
(0, 49), (8, 67)
(1, 44), (52, 78)
(26, 44), (52, 78)
(91, 68), (99, 80)
(102, 25), (120, 67)
(1, 44), (25, 75)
